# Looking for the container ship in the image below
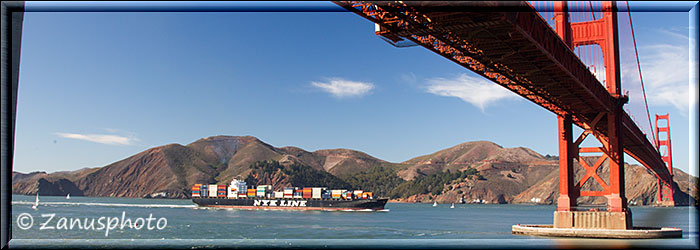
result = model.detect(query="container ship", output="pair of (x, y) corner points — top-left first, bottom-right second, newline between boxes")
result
(191, 179), (388, 211)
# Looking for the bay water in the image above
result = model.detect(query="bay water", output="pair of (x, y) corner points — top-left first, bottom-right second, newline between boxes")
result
(9, 195), (698, 248)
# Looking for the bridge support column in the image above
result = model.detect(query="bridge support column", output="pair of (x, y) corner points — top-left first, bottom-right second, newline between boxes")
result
(553, 1), (577, 217)
(552, 0), (631, 230)
(606, 108), (628, 213)
(556, 114), (576, 212)
(552, 3), (577, 217)
(602, 104), (632, 229)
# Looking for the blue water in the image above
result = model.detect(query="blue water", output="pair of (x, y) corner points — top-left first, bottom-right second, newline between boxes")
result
(9, 195), (698, 248)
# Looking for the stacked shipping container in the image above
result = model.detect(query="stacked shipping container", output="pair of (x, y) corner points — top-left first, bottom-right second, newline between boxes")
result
(302, 188), (312, 199)
(256, 185), (272, 198)
(331, 190), (341, 199)
(312, 188), (323, 199)
(192, 184), (202, 197)
(321, 190), (331, 199)
(208, 184), (218, 197)
(201, 185), (208, 198)
(283, 187), (293, 198)
(217, 185), (227, 197)
(191, 182), (373, 200)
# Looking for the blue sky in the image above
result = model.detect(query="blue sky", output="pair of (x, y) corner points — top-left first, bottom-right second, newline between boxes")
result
(13, 2), (698, 178)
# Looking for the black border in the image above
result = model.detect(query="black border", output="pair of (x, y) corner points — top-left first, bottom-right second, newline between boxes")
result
(2, 1), (24, 249)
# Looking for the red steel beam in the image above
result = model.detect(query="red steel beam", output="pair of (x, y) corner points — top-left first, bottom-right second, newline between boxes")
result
(333, 1), (671, 184)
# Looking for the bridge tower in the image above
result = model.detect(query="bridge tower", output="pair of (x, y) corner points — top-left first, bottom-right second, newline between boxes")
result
(335, 0), (679, 235)
(655, 114), (675, 206)
(553, 1), (632, 229)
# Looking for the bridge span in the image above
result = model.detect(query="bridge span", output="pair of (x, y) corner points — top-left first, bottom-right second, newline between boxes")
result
(334, 1), (677, 230)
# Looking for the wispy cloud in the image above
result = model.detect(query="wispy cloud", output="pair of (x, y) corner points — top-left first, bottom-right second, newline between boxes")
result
(655, 28), (690, 41)
(54, 132), (137, 146)
(399, 72), (417, 83)
(634, 34), (697, 113)
(311, 78), (375, 98)
(424, 73), (518, 111)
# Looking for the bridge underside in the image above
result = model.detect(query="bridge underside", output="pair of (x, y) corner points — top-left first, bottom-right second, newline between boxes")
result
(335, 1), (674, 226)
(335, 0), (671, 187)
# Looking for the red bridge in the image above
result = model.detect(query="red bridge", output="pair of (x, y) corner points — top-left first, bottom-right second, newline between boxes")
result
(334, 1), (676, 229)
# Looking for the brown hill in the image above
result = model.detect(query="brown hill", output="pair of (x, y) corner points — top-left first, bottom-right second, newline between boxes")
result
(75, 144), (215, 198)
(12, 168), (100, 196)
(310, 148), (395, 176)
(210, 137), (391, 183)
(391, 142), (696, 206)
(12, 135), (388, 198)
(12, 136), (698, 206)
(398, 141), (503, 180)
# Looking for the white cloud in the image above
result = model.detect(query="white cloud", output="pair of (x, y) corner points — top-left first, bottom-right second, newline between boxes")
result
(424, 73), (519, 111)
(636, 41), (697, 112)
(54, 132), (136, 146)
(311, 78), (374, 98)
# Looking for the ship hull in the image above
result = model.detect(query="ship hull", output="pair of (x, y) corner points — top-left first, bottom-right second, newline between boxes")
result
(192, 197), (388, 211)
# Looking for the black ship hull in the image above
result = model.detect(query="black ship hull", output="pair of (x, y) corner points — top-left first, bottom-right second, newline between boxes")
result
(192, 197), (388, 211)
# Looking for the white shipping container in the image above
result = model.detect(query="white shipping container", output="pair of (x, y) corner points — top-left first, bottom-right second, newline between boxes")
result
(274, 191), (284, 198)
(312, 188), (323, 199)
(331, 190), (342, 195)
(209, 186), (218, 197)
(353, 190), (363, 195)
